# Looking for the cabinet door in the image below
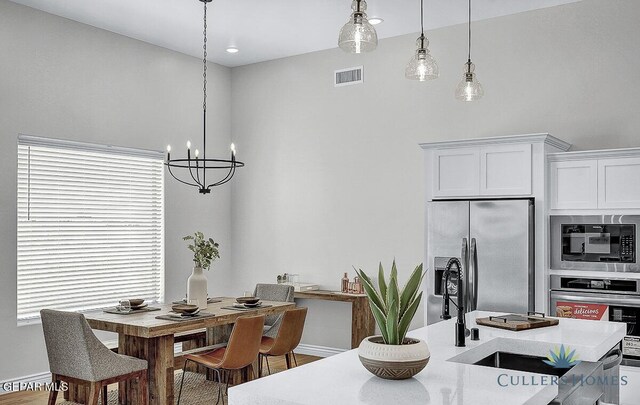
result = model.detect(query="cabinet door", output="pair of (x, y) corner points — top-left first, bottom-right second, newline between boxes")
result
(598, 157), (640, 208)
(432, 148), (480, 198)
(480, 144), (532, 196)
(549, 160), (598, 209)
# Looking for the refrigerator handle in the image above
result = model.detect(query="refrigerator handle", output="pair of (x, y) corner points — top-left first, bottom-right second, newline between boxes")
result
(469, 238), (478, 311)
(461, 238), (469, 309)
(461, 238), (469, 276)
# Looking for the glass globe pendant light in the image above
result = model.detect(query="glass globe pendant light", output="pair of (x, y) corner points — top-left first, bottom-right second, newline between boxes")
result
(406, 0), (438, 81)
(338, 0), (378, 54)
(455, 0), (484, 101)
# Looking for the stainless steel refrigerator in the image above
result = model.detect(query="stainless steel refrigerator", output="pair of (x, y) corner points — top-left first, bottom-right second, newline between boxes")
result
(426, 199), (535, 325)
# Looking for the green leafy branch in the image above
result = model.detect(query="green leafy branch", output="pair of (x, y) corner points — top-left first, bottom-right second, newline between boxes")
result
(355, 261), (425, 345)
(183, 231), (220, 270)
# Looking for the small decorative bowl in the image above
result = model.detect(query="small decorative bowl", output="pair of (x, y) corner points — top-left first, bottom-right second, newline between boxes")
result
(129, 299), (145, 307)
(172, 304), (199, 314)
(236, 297), (260, 305)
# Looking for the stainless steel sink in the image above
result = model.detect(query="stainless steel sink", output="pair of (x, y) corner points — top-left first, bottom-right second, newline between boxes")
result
(473, 351), (570, 377)
(468, 350), (605, 404)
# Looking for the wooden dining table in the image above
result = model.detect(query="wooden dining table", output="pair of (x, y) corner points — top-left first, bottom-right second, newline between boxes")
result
(73, 297), (295, 405)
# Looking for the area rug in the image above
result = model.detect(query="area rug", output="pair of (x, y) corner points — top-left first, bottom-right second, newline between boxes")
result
(58, 371), (227, 405)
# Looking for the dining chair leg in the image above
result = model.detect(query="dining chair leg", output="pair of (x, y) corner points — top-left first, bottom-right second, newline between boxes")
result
(225, 369), (231, 394)
(214, 369), (222, 405)
(47, 375), (59, 405)
(285, 353), (292, 369)
(292, 351), (298, 367)
(87, 382), (100, 405)
(138, 371), (148, 405)
(101, 384), (107, 405)
(265, 356), (271, 375)
(177, 361), (188, 405)
(258, 354), (263, 377)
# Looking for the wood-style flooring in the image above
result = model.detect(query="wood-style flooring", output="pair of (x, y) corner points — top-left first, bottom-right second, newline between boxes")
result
(0, 353), (320, 405)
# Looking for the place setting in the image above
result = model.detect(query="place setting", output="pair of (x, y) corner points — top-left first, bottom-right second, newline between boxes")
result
(155, 301), (217, 322)
(103, 299), (161, 315)
(221, 296), (273, 311)
(171, 296), (223, 305)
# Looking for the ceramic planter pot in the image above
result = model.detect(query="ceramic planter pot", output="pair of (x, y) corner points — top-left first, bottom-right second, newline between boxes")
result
(358, 336), (430, 380)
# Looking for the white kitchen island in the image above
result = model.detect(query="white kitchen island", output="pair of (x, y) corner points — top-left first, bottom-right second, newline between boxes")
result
(229, 311), (626, 405)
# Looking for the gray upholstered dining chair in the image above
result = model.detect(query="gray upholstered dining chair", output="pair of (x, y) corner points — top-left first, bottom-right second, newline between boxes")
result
(253, 284), (295, 337)
(41, 309), (148, 405)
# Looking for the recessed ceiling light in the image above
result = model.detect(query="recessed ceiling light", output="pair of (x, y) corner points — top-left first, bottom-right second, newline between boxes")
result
(369, 17), (384, 25)
(226, 47), (239, 54)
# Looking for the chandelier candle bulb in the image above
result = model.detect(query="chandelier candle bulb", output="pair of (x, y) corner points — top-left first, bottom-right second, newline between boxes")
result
(195, 149), (200, 157)
(187, 140), (191, 149)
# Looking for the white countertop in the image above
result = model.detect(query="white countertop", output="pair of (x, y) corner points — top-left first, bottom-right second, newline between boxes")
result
(229, 311), (626, 405)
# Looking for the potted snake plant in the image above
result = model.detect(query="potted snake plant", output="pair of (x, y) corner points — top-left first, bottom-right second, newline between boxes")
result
(356, 261), (429, 380)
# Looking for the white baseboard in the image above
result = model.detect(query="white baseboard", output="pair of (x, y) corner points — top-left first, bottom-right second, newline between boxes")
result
(294, 344), (346, 358)
(0, 371), (52, 395)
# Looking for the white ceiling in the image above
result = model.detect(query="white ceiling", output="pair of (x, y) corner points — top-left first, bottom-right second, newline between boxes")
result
(10, 0), (583, 67)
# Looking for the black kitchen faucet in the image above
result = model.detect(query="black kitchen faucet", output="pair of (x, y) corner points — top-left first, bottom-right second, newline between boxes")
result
(441, 257), (466, 347)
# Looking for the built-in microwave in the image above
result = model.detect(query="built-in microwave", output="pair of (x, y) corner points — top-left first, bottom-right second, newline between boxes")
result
(550, 215), (640, 273)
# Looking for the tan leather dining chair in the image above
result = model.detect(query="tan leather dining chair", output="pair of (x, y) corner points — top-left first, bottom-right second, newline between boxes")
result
(40, 309), (148, 405)
(178, 314), (265, 405)
(258, 307), (308, 376)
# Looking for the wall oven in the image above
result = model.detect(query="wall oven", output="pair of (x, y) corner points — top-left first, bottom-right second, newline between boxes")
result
(550, 215), (640, 273)
(550, 275), (640, 368)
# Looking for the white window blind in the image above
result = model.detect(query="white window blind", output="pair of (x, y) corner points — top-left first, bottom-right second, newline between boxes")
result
(17, 135), (165, 321)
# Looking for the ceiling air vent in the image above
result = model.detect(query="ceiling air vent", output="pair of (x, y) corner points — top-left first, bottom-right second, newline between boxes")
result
(335, 66), (363, 87)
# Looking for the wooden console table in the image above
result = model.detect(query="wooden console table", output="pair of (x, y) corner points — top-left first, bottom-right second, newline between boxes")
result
(294, 290), (375, 349)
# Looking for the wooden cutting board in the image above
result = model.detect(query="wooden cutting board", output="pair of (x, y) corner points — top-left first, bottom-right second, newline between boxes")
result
(476, 313), (559, 331)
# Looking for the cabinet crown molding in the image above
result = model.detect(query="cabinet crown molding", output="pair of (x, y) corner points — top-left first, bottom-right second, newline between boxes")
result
(548, 147), (640, 162)
(419, 133), (571, 151)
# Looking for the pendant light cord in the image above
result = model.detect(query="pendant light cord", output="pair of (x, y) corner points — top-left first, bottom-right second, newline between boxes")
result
(420, 0), (424, 35)
(467, 0), (472, 63)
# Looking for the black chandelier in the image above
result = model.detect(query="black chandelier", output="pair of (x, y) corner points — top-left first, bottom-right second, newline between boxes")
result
(165, 0), (244, 194)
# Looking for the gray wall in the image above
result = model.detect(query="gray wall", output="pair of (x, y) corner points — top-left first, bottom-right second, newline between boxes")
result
(230, 0), (640, 349)
(0, 0), (233, 381)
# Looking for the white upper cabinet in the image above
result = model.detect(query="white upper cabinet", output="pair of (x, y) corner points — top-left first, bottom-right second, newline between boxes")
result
(480, 144), (532, 196)
(432, 148), (480, 197)
(431, 143), (533, 198)
(424, 134), (570, 200)
(549, 160), (598, 209)
(548, 149), (640, 210)
(598, 157), (640, 209)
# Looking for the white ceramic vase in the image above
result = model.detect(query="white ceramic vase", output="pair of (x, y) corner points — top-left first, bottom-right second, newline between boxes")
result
(358, 336), (430, 380)
(187, 266), (208, 310)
